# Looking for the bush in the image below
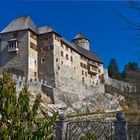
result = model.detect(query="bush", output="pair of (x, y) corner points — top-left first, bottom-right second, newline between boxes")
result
(0, 71), (58, 140)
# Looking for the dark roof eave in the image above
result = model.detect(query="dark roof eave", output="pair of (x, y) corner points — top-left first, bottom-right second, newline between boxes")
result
(38, 31), (61, 37)
(61, 38), (103, 64)
(72, 37), (90, 42)
(0, 28), (61, 37)
(0, 28), (38, 35)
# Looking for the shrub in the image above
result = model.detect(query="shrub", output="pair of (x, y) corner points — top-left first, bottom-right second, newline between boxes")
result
(0, 71), (58, 140)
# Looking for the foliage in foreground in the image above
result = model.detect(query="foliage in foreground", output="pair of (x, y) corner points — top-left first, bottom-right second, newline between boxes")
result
(0, 71), (58, 140)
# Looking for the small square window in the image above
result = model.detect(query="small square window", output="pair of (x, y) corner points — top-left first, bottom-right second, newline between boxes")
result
(71, 56), (73, 62)
(30, 42), (37, 51)
(34, 72), (37, 77)
(61, 51), (63, 57)
(9, 41), (16, 48)
(82, 77), (84, 82)
(66, 46), (69, 51)
(56, 58), (59, 62)
(66, 54), (69, 60)
(41, 58), (45, 63)
(61, 44), (63, 48)
(30, 31), (37, 40)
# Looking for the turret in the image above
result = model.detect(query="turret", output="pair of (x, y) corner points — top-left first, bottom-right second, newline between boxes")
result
(72, 33), (90, 50)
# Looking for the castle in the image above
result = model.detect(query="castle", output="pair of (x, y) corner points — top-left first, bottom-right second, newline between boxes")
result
(0, 16), (104, 104)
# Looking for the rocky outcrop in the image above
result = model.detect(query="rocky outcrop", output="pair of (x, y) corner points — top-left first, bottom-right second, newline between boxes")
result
(26, 79), (129, 117)
(28, 91), (52, 118)
(52, 92), (124, 115)
(27, 85), (126, 117)
(48, 71), (131, 115)
(12, 70), (132, 116)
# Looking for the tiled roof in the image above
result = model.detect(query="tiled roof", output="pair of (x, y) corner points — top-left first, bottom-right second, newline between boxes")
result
(38, 26), (55, 35)
(61, 37), (103, 63)
(0, 16), (57, 35)
(1, 16), (38, 34)
(1, 16), (103, 63)
(72, 33), (89, 41)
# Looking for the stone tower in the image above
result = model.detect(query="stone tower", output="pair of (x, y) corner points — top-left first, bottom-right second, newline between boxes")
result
(0, 16), (38, 80)
(72, 33), (90, 50)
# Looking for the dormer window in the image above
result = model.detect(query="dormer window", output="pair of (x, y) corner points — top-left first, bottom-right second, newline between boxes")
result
(8, 39), (19, 53)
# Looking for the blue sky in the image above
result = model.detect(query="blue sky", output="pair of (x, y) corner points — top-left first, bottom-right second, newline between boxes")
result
(0, 1), (140, 71)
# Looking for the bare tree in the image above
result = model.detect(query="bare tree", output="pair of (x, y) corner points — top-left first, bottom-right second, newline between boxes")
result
(114, 1), (140, 111)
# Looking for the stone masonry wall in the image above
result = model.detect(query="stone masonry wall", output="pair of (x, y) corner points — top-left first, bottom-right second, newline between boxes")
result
(104, 69), (134, 92)
(11, 74), (53, 95)
(0, 31), (129, 114)
(38, 33), (55, 87)
(52, 36), (105, 107)
(0, 31), (28, 77)
(28, 31), (38, 80)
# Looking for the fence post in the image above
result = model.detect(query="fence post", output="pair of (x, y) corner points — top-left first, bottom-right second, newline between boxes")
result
(114, 112), (128, 140)
(55, 113), (65, 140)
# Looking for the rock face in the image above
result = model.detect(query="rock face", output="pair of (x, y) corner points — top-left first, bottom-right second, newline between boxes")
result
(26, 83), (126, 117)
(12, 70), (131, 116)
(104, 69), (134, 92)
(28, 91), (55, 118)
(52, 90), (125, 115)
(47, 70), (130, 115)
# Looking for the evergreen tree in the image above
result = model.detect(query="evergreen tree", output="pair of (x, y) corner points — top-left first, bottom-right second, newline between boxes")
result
(124, 61), (139, 72)
(0, 71), (58, 140)
(122, 61), (140, 81)
(108, 58), (120, 79)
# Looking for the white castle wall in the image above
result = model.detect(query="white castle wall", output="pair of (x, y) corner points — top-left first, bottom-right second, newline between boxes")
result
(11, 74), (53, 93)
(0, 69), (134, 114)
(104, 69), (134, 92)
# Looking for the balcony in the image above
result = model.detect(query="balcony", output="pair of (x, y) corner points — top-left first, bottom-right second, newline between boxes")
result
(8, 38), (19, 53)
(88, 62), (98, 68)
(88, 69), (98, 75)
(87, 64), (98, 75)
(8, 47), (19, 53)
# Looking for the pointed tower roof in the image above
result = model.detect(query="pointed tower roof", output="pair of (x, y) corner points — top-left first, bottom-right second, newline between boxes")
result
(72, 33), (89, 41)
(1, 16), (37, 34)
